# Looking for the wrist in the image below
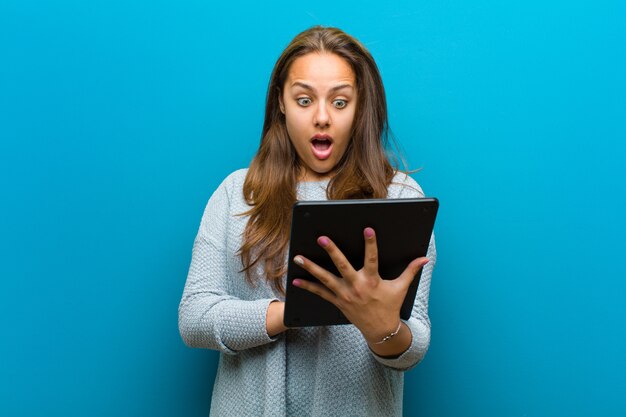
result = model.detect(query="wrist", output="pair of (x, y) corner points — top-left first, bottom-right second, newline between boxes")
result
(366, 321), (412, 357)
(372, 322), (402, 344)
(362, 320), (402, 344)
(266, 301), (287, 337)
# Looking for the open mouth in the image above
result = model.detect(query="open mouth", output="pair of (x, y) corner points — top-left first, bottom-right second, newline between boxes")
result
(310, 136), (333, 160)
(311, 138), (332, 151)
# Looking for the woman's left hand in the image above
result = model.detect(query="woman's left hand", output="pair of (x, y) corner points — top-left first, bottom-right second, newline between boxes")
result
(292, 227), (429, 347)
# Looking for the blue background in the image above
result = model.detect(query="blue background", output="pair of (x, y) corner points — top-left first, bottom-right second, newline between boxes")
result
(1, 1), (625, 416)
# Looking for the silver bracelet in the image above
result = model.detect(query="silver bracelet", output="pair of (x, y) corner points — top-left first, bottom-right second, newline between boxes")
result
(373, 322), (402, 344)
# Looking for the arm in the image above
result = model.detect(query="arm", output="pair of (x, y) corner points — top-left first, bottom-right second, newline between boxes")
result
(178, 173), (282, 354)
(370, 173), (436, 369)
(369, 235), (436, 370)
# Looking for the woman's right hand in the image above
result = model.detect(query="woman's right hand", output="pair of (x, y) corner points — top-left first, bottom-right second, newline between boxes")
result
(266, 301), (288, 337)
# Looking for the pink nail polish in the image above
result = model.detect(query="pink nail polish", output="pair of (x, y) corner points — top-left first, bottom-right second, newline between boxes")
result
(293, 279), (301, 286)
(364, 228), (374, 238)
(318, 237), (329, 247)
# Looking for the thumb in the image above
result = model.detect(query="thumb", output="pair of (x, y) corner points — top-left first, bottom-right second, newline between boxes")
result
(396, 257), (430, 290)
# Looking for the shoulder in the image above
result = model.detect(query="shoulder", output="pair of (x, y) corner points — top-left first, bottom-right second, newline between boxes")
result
(209, 168), (249, 199)
(388, 171), (426, 198)
(220, 168), (249, 190)
(198, 169), (249, 234)
(203, 168), (249, 210)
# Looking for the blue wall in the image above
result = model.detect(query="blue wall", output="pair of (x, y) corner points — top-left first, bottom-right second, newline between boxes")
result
(1, 1), (625, 416)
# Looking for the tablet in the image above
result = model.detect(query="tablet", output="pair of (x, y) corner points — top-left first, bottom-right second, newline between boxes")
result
(284, 198), (438, 327)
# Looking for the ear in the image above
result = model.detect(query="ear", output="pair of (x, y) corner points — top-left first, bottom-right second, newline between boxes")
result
(278, 90), (285, 114)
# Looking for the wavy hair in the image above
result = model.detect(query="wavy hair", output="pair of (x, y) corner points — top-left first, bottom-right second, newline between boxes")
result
(239, 26), (400, 293)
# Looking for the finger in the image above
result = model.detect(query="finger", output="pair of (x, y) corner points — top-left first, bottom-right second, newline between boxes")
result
(293, 255), (342, 293)
(362, 227), (379, 277)
(292, 278), (338, 305)
(317, 236), (357, 279)
(396, 257), (430, 290)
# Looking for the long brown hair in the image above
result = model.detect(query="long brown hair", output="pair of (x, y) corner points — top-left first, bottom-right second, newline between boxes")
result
(239, 26), (398, 293)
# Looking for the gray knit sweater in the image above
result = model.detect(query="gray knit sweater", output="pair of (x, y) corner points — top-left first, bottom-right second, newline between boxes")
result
(178, 169), (436, 416)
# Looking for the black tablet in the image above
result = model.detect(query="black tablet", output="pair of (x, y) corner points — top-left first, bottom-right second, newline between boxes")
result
(284, 198), (439, 327)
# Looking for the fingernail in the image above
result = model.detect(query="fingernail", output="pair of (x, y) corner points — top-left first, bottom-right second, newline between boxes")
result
(364, 227), (374, 238)
(423, 258), (430, 265)
(318, 236), (329, 247)
(294, 256), (304, 266)
(293, 279), (302, 286)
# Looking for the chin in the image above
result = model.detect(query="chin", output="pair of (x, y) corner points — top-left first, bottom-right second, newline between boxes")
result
(316, 167), (336, 178)
(315, 165), (333, 175)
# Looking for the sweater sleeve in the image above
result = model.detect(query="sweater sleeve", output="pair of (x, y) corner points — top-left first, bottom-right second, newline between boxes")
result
(370, 173), (437, 370)
(178, 173), (278, 354)
(371, 235), (436, 370)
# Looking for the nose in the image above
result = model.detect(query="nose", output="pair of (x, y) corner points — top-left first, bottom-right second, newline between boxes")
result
(313, 101), (330, 128)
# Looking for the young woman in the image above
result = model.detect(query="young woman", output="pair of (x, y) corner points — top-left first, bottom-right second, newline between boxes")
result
(178, 26), (436, 416)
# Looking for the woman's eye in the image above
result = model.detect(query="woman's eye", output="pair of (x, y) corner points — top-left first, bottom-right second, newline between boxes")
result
(333, 99), (347, 109)
(297, 97), (312, 106)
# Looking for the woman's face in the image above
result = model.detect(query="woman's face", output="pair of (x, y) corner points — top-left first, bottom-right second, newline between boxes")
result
(279, 52), (357, 182)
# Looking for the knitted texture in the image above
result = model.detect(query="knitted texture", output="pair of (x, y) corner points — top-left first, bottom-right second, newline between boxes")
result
(178, 169), (437, 417)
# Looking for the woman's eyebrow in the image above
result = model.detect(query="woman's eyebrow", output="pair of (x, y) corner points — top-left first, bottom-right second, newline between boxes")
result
(290, 81), (314, 91)
(290, 81), (354, 93)
(329, 84), (354, 93)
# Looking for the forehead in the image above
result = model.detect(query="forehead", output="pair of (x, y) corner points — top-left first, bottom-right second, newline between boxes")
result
(286, 52), (355, 87)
